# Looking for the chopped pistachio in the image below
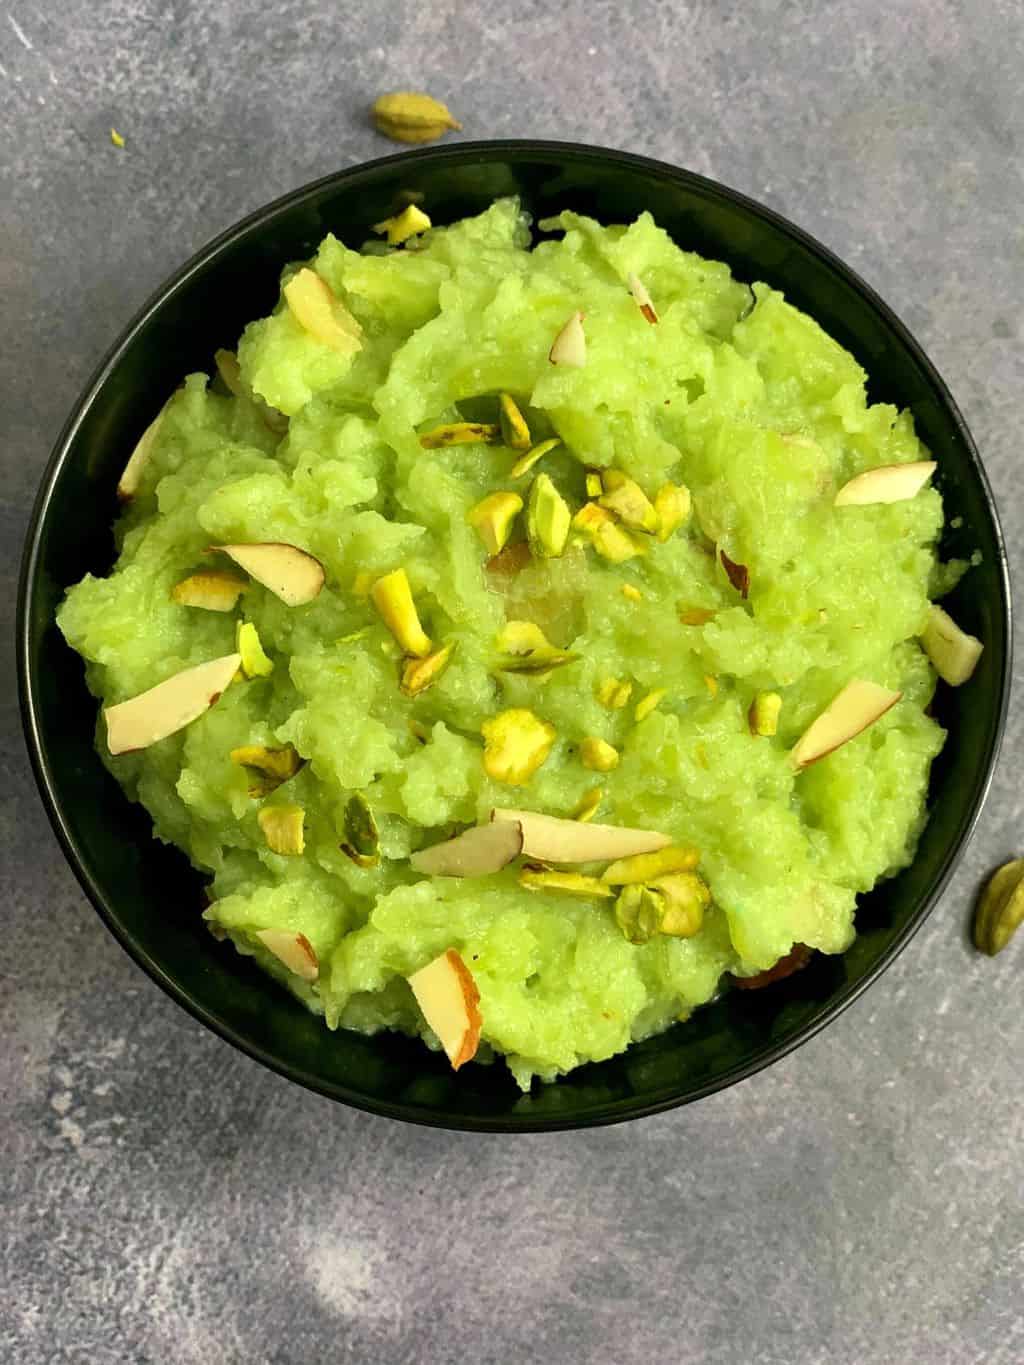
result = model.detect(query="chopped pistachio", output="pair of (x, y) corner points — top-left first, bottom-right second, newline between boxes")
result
(171, 570), (246, 613)
(603, 845), (700, 886)
(621, 584), (643, 603)
(650, 872), (709, 937)
(371, 568), (432, 658)
(720, 548), (750, 598)
(494, 620), (576, 676)
(236, 621), (274, 678)
(352, 570), (374, 597)
(510, 437), (561, 479)
(599, 471), (660, 534)
(749, 691), (782, 737)
(596, 677), (633, 710)
(527, 473), (571, 558)
(468, 491), (523, 556)
(371, 91), (462, 144)
(654, 483), (692, 541)
(419, 421), (499, 449)
(498, 393), (532, 451)
(110, 127), (126, 149)
(678, 605), (716, 626)
(634, 689), (667, 722)
(704, 675), (719, 698)
(580, 737), (619, 772)
(341, 792), (380, 867)
(571, 787), (603, 822)
(372, 203), (432, 244)
(614, 884), (663, 945)
(585, 470), (604, 498)
(628, 273), (659, 324)
(257, 804), (305, 855)
(572, 502), (643, 563)
(401, 642), (455, 697)
(230, 743), (305, 797)
(519, 869), (613, 898)
(481, 708), (556, 785)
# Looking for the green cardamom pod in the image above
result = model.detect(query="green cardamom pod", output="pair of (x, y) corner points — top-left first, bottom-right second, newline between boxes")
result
(371, 91), (462, 144)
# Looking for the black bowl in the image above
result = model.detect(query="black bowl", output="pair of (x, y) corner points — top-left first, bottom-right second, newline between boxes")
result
(18, 142), (1012, 1131)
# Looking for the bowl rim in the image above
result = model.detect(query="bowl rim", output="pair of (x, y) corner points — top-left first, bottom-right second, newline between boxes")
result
(17, 139), (1013, 1132)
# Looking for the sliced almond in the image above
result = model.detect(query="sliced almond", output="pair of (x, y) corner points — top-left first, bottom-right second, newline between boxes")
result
(549, 310), (586, 367)
(920, 604), (983, 685)
(407, 949), (482, 1070)
(284, 267), (362, 355)
(211, 543), (325, 606)
(104, 653), (241, 755)
(255, 929), (319, 982)
(410, 819), (523, 877)
(117, 410), (164, 502)
(491, 808), (671, 863)
(791, 679), (902, 768)
(834, 461), (937, 506)
(628, 273), (658, 324)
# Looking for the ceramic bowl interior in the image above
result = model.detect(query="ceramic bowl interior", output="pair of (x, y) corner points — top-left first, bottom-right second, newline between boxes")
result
(18, 142), (1011, 1131)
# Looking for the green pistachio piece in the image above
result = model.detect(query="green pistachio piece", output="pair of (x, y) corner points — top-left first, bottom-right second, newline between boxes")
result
(526, 473), (571, 558)
(614, 883), (664, 945)
(341, 792), (380, 868)
(599, 471), (660, 534)
(371, 91), (462, 144)
(494, 620), (577, 676)
(498, 393), (532, 451)
(510, 437), (561, 479)
(419, 421), (499, 449)
(230, 743), (306, 798)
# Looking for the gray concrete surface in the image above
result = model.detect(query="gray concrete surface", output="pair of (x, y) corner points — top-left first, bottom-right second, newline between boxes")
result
(2, 2), (1022, 1362)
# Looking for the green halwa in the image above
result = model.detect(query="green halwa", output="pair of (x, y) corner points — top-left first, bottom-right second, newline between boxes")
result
(59, 199), (962, 1089)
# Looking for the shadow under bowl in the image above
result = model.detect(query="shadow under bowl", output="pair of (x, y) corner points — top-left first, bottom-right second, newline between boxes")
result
(18, 141), (1012, 1131)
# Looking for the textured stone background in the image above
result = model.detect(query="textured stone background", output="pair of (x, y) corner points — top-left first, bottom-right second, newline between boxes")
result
(2, 2), (1021, 1362)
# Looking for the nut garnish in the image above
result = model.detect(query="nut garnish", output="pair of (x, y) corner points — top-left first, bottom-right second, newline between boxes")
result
(653, 483), (692, 541)
(704, 675), (719, 698)
(614, 872), (708, 944)
(596, 678), (633, 710)
(749, 691), (782, 737)
(510, 437), (560, 479)
(572, 503), (642, 563)
(602, 845), (700, 885)
(834, 461), (937, 506)
(117, 409), (165, 503)
(371, 568), (432, 657)
(973, 859), (1024, 956)
(491, 808), (671, 861)
(498, 393), (532, 451)
(411, 820), (523, 877)
(284, 268), (363, 355)
(481, 709), (556, 785)
(401, 642), (455, 697)
(634, 689), (667, 722)
(549, 310), (586, 367)
(258, 804), (306, 856)
(585, 470), (604, 498)
(371, 91), (462, 144)
(628, 273), (658, 324)
(236, 621), (274, 679)
(171, 570), (246, 613)
(527, 473), (571, 558)
(104, 653), (241, 756)
(720, 548), (750, 598)
(419, 421), (499, 448)
(621, 584), (643, 603)
(494, 621), (576, 676)
(372, 204), (432, 244)
(920, 604), (983, 686)
(254, 929), (319, 982)
(231, 743), (304, 797)
(791, 679), (902, 768)
(580, 737), (619, 772)
(341, 792), (380, 868)
(571, 787), (603, 823)
(599, 471), (660, 534)
(210, 542), (325, 607)
(519, 869), (613, 898)
(468, 491), (523, 556)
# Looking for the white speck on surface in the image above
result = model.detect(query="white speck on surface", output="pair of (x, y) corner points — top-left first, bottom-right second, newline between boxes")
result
(7, 12), (34, 49)
(50, 1091), (72, 1115)
(304, 1235), (390, 1320)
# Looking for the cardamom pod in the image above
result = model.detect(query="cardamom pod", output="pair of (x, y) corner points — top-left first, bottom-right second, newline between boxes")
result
(371, 91), (462, 144)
